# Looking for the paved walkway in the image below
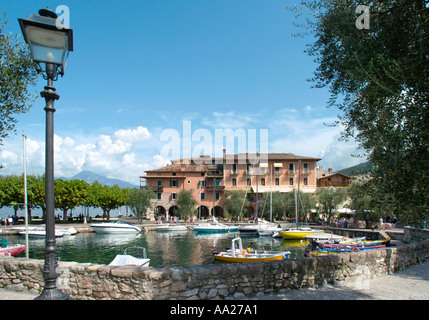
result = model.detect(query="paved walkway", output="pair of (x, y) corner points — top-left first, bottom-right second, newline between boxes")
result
(0, 259), (428, 300)
(246, 258), (429, 300)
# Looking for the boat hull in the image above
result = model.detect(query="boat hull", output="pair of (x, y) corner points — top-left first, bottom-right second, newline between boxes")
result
(156, 225), (187, 232)
(279, 229), (319, 240)
(214, 252), (289, 263)
(0, 245), (26, 257)
(194, 226), (238, 233)
(90, 226), (141, 234)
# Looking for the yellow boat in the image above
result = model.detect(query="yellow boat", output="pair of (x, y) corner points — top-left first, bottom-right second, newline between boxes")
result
(213, 238), (291, 263)
(279, 228), (321, 240)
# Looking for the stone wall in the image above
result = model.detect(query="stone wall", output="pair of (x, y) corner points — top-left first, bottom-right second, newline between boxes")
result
(0, 240), (428, 300)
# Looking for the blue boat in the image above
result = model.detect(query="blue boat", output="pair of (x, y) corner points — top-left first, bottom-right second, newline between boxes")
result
(192, 217), (238, 233)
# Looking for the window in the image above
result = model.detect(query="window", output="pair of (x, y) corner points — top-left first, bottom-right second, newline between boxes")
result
(303, 163), (309, 173)
(275, 178), (280, 186)
(172, 193), (177, 200)
(170, 179), (178, 187)
(247, 178), (251, 186)
(200, 180), (206, 187)
(187, 180), (191, 184)
(215, 192), (220, 200)
(157, 179), (162, 187)
(289, 178), (294, 186)
(274, 167), (281, 174)
(172, 172), (176, 176)
(201, 192), (205, 200)
(246, 164), (252, 174)
(157, 193), (162, 200)
(232, 164), (237, 174)
(261, 178), (265, 186)
(304, 177), (308, 186)
(289, 163), (294, 173)
(232, 178), (237, 186)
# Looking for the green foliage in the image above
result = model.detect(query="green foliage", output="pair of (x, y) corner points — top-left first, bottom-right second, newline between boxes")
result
(55, 179), (90, 221)
(176, 190), (197, 221)
(0, 13), (38, 147)
(127, 188), (155, 222)
(315, 187), (347, 223)
(348, 181), (384, 228)
(89, 182), (128, 220)
(224, 190), (248, 220)
(288, 0), (429, 225)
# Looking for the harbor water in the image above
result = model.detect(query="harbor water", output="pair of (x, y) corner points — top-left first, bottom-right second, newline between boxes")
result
(5, 230), (310, 268)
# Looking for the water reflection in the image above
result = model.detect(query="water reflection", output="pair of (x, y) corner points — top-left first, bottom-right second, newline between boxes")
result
(7, 230), (309, 268)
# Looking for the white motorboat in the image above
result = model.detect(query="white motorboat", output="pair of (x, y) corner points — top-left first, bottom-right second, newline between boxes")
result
(238, 220), (282, 237)
(90, 221), (141, 234)
(18, 227), (64, 238)
(109, 247), (150, 267)
(193, 217), (238, 233)
(56, 226), (78, 235)
(155, 224), (188, 232)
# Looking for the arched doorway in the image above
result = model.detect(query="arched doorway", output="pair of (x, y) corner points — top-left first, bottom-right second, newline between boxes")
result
(211, 206), (224, 218)
(197, 205), (209, 220)
(154, 206), (166, 217)
(168, 206), (178, 218)
(244, 206), (255, 219)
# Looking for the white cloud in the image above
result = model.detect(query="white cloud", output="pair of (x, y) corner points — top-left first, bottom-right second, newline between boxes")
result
(0, 126), (155, 185)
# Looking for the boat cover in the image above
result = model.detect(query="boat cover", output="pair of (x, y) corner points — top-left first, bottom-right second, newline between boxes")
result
(109, 254), (150, 267)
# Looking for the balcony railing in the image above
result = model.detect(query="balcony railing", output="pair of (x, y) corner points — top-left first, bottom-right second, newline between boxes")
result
(204, 185), (225, 191)
(144, 185), (163, 192)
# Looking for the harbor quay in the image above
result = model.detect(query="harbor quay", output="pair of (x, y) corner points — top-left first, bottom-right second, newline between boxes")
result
(0, 224), (428, 300)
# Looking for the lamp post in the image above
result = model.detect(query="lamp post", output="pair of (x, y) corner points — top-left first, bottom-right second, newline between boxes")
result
(19, 7), (73, 300)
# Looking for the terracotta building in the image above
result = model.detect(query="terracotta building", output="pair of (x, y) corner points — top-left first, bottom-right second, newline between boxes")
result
(141, 152), (321, 219)
(316, 167), (352, 187)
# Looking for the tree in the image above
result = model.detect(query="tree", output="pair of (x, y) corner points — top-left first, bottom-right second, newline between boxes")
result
(0, 175), (23, 215)
(224, 190), (249, 220)
(127, 188), (154, 223)
(315, 187), (347, 224)
(0, 14), (38, 148)
(348, 181), (382, 228)
(90, 182), (127, 220)
(176, 190), (197, 221)
(55, 179), (89, 222)
(287, 0), (429, 225)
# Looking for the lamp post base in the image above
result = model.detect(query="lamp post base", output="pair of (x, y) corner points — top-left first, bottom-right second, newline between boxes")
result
(35, 288), (71, 300)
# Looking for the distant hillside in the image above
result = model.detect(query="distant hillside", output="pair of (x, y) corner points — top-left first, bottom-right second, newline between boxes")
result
(338, 161), (373, 176)
(68, 170), (138, 189)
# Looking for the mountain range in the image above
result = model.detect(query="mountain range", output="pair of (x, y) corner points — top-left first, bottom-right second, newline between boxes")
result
(66, 170), (139, 189)
(337, 161), (372, 176)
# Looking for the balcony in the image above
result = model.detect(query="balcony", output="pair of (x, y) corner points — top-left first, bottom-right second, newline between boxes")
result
(144, 185), (163, 192)
(302, 169), (311, 175)
(204, 185), (225, 192)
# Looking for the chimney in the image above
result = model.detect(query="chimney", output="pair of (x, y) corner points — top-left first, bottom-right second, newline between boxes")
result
(328, 168), (333, 174)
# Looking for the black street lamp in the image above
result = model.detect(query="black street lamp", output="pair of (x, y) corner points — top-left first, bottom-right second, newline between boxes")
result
(19, 7), (73, 300)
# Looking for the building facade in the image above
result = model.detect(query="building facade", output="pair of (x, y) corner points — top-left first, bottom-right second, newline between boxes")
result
(141, 152), (321, 220)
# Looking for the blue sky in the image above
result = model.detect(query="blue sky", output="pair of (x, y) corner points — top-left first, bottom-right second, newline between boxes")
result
(0, 0), (365, 185)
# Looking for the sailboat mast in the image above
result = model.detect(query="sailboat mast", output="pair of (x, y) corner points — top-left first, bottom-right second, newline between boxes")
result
(23, 135), (29, 259)
(296, 160), (301, 228)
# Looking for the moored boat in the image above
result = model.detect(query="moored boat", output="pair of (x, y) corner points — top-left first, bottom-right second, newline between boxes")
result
(0, 239), (25, 257)
(90, 221), (141, 234)
(279, 227), (320, 240)
(193, 217), (238, 233)
(109, 246), (150, 266)
(19, 227), (64, 238)
(213, 237), (290, 263)
(155, 224), (188, 232)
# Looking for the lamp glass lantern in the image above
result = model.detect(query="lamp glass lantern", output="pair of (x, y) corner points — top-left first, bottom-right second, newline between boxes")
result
(18, 9), (73, 77)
